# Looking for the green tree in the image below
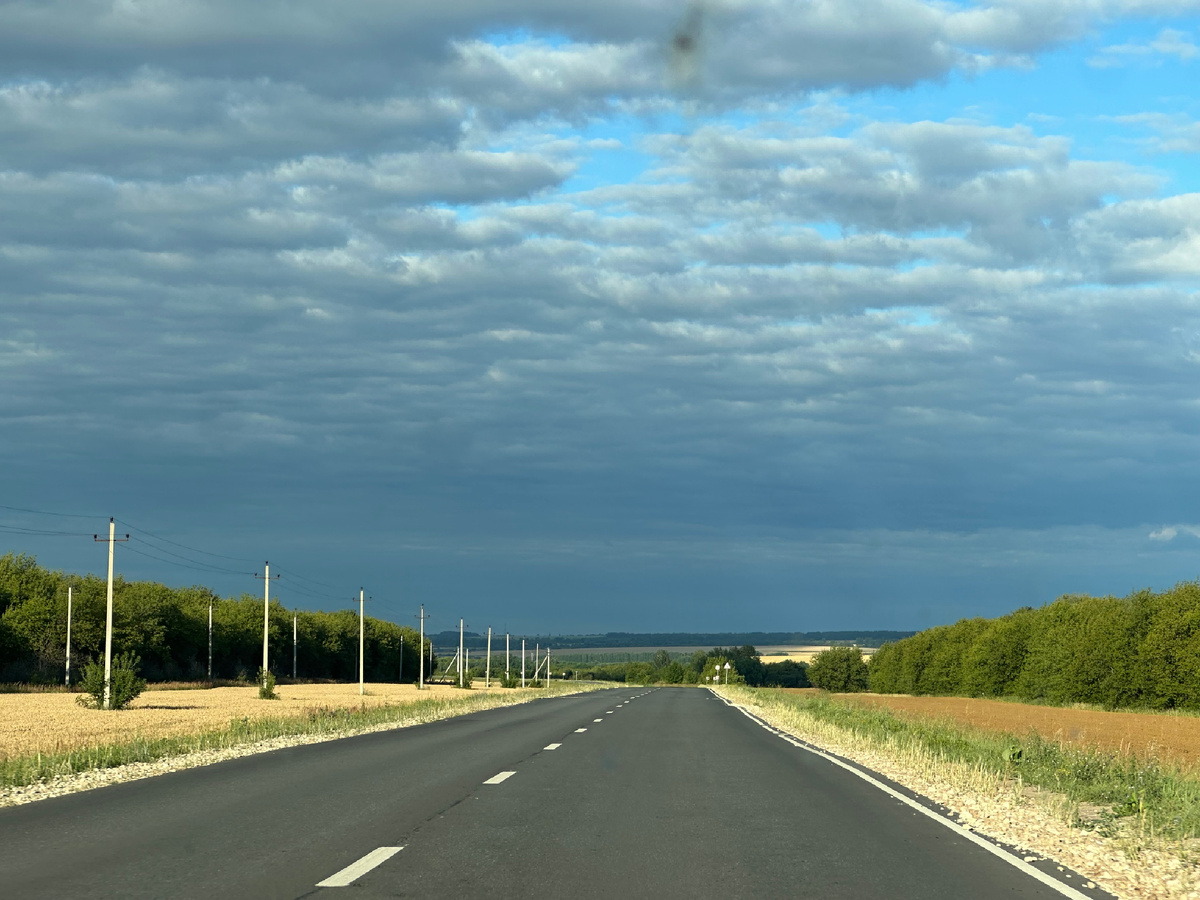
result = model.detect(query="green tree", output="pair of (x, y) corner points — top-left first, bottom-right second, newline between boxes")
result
(808, 646), (869, 692)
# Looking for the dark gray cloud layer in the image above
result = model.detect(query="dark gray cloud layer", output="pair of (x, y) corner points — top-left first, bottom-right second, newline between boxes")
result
(4, 1), (1200, 631)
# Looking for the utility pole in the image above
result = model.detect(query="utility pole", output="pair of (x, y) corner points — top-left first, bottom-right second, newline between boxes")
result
(546, 647), (550, 685)
(458, 618), (465, 688)
(65, 584), (73, 688)
(207, 595), (215, 680)
(254, 563), (280, 694)
(535, 643), (539, 683)
(93, 519), (128, 710)
(357, 589), (371, 696)
(522, 639), (526, 688)
(506, 632), (510, 681)
(416, 605), (428, 689)
(486, 627), (492, 688)
(293, 614), (298, 680)
(399, 633), (403, 683)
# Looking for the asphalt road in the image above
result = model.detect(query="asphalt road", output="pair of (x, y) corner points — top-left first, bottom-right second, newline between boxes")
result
(0, 687), (1106, 899)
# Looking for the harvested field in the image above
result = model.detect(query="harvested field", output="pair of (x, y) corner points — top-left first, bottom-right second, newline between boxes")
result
(818, 692), (1200, 772)
(0, 683), (533, 759)
(759, 645), (876, 664)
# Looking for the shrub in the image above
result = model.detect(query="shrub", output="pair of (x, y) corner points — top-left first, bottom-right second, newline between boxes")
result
(77, 652), (147, 710)
(257, 667), (277, 700)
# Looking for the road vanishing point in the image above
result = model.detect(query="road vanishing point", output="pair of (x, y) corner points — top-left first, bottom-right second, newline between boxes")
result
(0, 688), (1113, 899)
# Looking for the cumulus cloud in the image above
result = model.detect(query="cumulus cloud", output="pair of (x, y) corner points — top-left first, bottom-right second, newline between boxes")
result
(4, 0), (1200, 625)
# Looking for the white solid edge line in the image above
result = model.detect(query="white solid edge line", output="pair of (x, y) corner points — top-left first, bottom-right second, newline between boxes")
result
(544, 743), (562, 750)
(316, 846), (403, 887)
(483, 771), (516, 784)
(575, 727), (588, 732)
(714, 692), (1095, 900)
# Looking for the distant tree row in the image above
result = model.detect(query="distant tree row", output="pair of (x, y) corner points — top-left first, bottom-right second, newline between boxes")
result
(0, 553), (430, 683)
(560, 646), (811, 688)
(867, 582), (1200, 710)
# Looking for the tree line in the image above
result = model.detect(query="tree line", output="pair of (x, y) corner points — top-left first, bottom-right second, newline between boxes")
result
(867, 581), (1200, 710)
(0, 553), (430, 683)
(563, 646), (813, 687)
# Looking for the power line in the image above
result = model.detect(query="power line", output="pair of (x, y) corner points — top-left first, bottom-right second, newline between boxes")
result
(126, 537), (253, 576)
(123, 543), (255, 577)
(116, 518), (260, 564)
(0, 503), (103, 520)
(0, 524), (94, 537)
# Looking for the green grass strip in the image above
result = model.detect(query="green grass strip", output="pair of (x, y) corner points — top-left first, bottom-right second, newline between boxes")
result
(727, 686), (1200, 843)
(0, 682), (607, 791)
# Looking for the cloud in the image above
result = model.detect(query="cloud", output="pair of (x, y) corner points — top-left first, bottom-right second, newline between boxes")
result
(1089, 27), (1199, 67)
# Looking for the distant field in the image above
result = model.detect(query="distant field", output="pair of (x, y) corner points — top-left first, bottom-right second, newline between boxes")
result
(0, 683), (538, 758)
(814, 692), (1200, 771)
(758, 645), (877, 664)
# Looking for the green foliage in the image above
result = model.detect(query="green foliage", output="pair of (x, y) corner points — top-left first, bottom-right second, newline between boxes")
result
(763, 659), (810, 687)
(257, 667), (277, 700)
(0, 554), (430, 686)
(77, 652), (147, 710)
(868, 582), (1200, 710)
(808, 646), (869, 692)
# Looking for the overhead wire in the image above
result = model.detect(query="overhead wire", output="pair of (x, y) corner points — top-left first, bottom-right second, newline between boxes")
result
(116, 518), (260, 564)
(126, 537), (253, 576)
(0, 503), (105, 520)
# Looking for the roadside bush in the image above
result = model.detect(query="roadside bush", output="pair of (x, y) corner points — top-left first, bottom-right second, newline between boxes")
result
(77, 652), (146, 710)
(257, 667), (277, 700)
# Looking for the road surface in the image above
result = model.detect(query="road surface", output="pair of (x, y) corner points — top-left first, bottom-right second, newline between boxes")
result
(0, 687), (1110, 898)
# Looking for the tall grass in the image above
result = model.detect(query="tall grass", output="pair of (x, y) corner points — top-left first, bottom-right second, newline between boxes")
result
(0, 682), (606, 791)
(723, 686), (1200, 844)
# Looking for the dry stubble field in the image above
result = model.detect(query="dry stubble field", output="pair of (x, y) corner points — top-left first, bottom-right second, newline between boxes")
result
(0, 683), (529, 759)
(811, 691), (1200, 771)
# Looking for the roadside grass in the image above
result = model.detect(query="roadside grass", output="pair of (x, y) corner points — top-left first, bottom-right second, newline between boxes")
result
(0, 681), (607, 791)
(722, 686), (1200, 845)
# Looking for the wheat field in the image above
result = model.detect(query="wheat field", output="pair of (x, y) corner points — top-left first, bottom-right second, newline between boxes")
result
(0, 683), (534, 759)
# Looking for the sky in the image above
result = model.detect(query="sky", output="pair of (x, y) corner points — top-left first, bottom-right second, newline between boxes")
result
(3, 0), (1200, 635)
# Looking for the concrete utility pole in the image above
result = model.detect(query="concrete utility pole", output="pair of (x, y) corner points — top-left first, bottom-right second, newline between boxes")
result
(65, 584), (72, 688)
(521, 639), (526, 688)
(458, 619), (465, 688)
(486, 627), (492, 688)
(535, 643), (539, 683)
(207, 595), (215, 680)
(546, 647), (550, 685)
(293, 615), (298, 680)
(399, 632), (403, 682)
(506, 632), (510, 681)
(93, 519), (128, 710)
(416, 605), (428, 689)
(358, 589), (370, 696)
(254, 563), (279, 693)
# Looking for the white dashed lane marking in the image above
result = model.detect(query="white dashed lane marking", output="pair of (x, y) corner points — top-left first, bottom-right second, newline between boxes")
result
(316, 847), (403, 887)
(575, 728), (588, 733)
(593, 718), (603, 722)
(544, 743), (562, 750)
(483, 771), (516, 785)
